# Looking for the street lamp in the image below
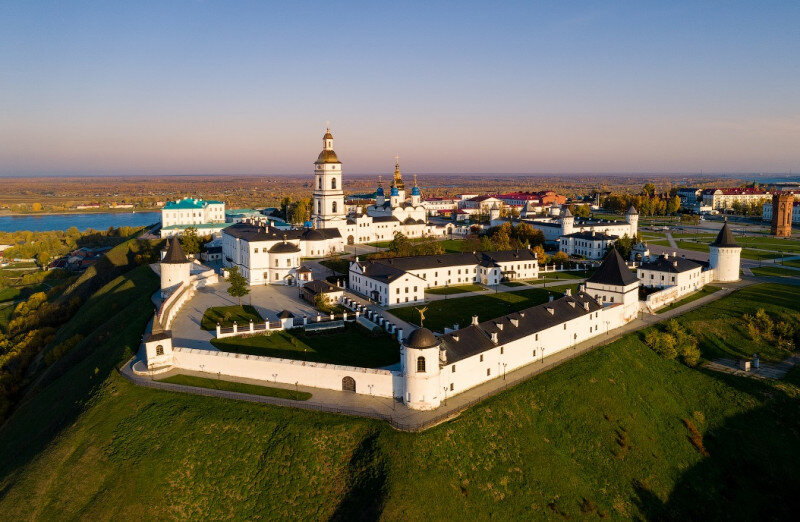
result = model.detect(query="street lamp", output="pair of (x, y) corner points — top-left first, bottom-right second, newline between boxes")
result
(503, 362), (507, 380)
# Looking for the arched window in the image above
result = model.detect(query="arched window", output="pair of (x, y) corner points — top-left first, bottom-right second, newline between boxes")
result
(331, 177), (337, 189)
(155, 345), (164, 356)
(416, 356), (426, 373)
(318, 177), (322, 190)
(317, 201), (322, 214)
(332, 201), (337, 213)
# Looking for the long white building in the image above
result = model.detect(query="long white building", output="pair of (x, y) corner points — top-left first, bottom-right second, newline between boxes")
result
(349, 249), (539, 306)
(160, 197), (229, 237)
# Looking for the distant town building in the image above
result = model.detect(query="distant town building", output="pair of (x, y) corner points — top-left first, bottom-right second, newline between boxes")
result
(701, 188), (771, 210)
(160, 197), (228, 237)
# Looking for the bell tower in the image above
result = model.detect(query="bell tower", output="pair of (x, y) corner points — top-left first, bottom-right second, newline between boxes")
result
(311, 127), (345, 229)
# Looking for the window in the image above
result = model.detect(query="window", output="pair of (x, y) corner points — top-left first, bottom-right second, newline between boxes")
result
(479, 354), (484, 362)
(533, 350), (536, 357)
(318, 177), (322, 189)
(156, 345), (164, 356)
(487, 368), (491, 376)
(416, 356), (426, 373)
(451, 365), (456, 373)
(449, 383), (454, 391)
(500, 347), (504, 354)
(332, 178), (337, 189)
(535, 334), (538, 341)
(332, 201), (337, 213)
(563, 324), (567, 330)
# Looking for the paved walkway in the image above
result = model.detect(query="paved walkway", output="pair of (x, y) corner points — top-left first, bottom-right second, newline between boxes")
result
(704, 353), (800, 380)
(121, 278), (755, 432)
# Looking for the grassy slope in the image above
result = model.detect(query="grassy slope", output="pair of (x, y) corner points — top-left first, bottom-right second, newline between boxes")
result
(0, 283), (799, 519)
(655, 285), (721, 314)
(751, 265), (800, 278)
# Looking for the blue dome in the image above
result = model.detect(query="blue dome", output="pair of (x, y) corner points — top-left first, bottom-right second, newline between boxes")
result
(411, 186), (420, 196)
(376, 187), (384, 196)
(390, 186), (399, 196)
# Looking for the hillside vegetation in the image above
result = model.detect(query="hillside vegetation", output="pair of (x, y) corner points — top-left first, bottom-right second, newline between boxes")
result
(0, 283), (799, 519)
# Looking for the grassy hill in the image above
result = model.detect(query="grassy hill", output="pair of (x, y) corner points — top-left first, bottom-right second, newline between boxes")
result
(0, 281), (799, 519)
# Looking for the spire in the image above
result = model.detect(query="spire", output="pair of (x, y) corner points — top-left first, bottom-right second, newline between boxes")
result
(162, 236), (189, 264)
(586, 249), (638, 287)
(711, 220), (739, 248)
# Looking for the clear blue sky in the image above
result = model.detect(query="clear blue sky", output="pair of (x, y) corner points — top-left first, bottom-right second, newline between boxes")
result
(1, 1), (798, 176)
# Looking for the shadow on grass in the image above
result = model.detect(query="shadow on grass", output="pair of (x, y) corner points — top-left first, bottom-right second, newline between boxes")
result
(633, 368), (800, 520)
(330, 431), (389, 522)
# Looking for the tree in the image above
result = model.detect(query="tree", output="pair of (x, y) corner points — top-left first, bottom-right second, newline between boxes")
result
(226, 266), (250, 307)
(642, 183), (656, 197)
(552, 251), (569, 265)
(180, 227), (202, 255)
(532, 245), (548, 265)
(613, 234), (636, 260)
(573, 204), (591, 218)
(667, 195), (681, 214)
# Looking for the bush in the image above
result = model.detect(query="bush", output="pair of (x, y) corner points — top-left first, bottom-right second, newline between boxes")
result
(645, 321), (700, 366)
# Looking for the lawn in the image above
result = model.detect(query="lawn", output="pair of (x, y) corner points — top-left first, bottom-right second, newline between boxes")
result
(502, 281), (527, 287)
(538, 269), (593, 281)
(159, 374), (312, 401)
(201, 305), (264, 330)
(670, 240), (782, 260)
(425, 284), (484, 295)
(751, 266), (800, 278)
(655, 286), (721, 314)
(211, 323), (399, 368)
(735, 236), (800, 253)
(393, 287), (563, 332)
(319, 257), (351, 275)
(0, 286), (21, 302)
(1, 280), (800, 519)
(783, 259), (800, 269)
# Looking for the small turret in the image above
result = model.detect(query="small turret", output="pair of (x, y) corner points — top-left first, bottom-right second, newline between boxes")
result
(625, 205), (639, 237)
(160, 236), (191, 298)
(561, 206), (575, 235)
(402, 327), (442, 410)
(709, 220), (741, 282)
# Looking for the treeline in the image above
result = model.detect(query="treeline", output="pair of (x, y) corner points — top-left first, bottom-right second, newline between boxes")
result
(0, 226), (143, 266)
(279, 197), (312, 224)
(601, 184), (681, 216)
(0, 238), (161, 422)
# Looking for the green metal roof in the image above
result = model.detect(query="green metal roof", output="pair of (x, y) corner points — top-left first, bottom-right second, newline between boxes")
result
(163, 198), (225, 210)
(161, 223), (232, 231)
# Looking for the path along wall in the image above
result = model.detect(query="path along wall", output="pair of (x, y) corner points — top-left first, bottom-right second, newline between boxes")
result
(172, 347), (400, 398)
(643, 271), (714, 312)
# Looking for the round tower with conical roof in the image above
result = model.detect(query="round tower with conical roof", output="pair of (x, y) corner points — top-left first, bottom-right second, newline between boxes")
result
(560, 206), (575, 235)
(401, 327), (443, 410)
(709, 220), (741, 282)
(160, 236), (191, 298)
(625, 205), (639, 237)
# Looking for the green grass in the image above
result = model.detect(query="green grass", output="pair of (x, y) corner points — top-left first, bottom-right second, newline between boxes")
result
(211, 323), (399, 368)
(0, 303), (13, 332)
(782, 259), (800, 269)
(425, 284), (484, 295)
(1, 283), (800, 518)
(393, 287), (565, 332)
(502, 281), (527, 287)
(159, 374), (312, 401)
(751, 266), (800, 278)
(655, 286), (721, 314)
(735, 236), (800, 253)
(319, 257), (351, 275)
(538, 270), (593, 281)
(200, 305), (264, 330)
(667, 239), (783, 260)
(0, 286), (21, 302)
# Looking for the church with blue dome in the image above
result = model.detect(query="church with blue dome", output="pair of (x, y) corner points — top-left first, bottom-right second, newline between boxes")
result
(366, 158), (428, 224)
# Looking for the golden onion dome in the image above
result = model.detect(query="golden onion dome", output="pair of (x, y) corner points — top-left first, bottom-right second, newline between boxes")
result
(315, 149), (341, 164)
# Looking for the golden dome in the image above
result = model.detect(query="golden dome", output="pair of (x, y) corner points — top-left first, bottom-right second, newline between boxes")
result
(323, 130), (333, 140)
(316, 149), (341, 164)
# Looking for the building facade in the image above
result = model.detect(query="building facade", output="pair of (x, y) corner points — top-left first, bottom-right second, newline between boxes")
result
(160, 197), (227, 237)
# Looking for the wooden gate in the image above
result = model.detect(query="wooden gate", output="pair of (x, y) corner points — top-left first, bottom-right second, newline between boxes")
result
(342, 376), (356, 392)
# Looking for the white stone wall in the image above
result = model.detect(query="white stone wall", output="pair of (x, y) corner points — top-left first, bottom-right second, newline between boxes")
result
(172, 347), (400, 398)
(709, 246), (741, 282)
(637, 266), (703, 292)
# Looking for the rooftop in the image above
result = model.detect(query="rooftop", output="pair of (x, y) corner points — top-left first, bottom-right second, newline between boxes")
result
(163, 197), (225, 210)
(586, 249), (638, 286)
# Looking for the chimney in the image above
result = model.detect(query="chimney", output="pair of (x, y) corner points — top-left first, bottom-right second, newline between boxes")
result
(546, 307), (555, 316)
(495, 322), (504, 331)
(452, 333), (459, 342)
(510, 318), (519, 327)
(673, 260), (678, 268)
(565, 288), (572, 296)
(439, 347), (447, 364)
(583, 302), (590, 311)
(472, 315), (479, 325)
(519, 311), (525, 317)
(490, 332), (498, 344)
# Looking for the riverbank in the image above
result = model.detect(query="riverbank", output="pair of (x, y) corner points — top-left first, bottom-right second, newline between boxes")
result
(0, 212), (160, 232)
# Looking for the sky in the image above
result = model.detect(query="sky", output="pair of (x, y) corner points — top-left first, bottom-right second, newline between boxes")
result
(1, 1), (798, 177)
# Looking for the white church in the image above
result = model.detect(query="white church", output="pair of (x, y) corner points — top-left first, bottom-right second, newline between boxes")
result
(220, 129), (453, 284)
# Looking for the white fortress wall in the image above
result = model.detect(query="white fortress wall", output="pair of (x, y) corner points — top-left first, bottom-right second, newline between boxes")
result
(172, 347), (399, 398)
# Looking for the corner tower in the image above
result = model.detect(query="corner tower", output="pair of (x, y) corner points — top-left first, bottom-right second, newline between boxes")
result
(709, 220), (741, 282)
(401, 327), (442, 410)
(160, 236), (191, 298)
(312, 128), (345, 229)
(626, 205), (639, 237)
(560, 207), (574, 235)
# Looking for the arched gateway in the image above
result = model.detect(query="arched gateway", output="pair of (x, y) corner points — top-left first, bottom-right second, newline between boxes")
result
(342, 376), (356, 392)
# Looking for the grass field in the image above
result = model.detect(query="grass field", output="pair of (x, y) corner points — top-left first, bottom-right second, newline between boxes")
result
(751, 266), (800, 278)
(159, 374), (312, 401)
(502, 281), (526, 287)
(319, 257), (351, 275)
(211, 323), (399, 368)
(200, 305), (264, 330)
(0, 286), (21, 302)
(1, 282), (800, 519)
(655, 286), (721, 314)
(537, 269), (593, 281)
(783, 259), (800, 269)
(736, 236), (800, 253)
(666, 239), (783, 260)
(425, 284), (484, 295)
(393, 287), (564, 332)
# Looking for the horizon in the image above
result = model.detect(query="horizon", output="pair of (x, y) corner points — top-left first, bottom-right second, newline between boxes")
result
(1, 1), (799, 176)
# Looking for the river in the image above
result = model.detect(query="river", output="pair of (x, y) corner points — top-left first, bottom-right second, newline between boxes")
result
(0, 212), (160, 232)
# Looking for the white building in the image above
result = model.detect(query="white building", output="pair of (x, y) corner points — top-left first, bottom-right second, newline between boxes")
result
(522, 205), (639, 244)
(349, 249), (539, 306)
(637, 254), (705, 293)
(558, 230), (617, 260)
(160, 197), (228, 237)
(310, 129), (454, 244)
(701, 188), (771, 210)
(222, 223), (341, 285)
